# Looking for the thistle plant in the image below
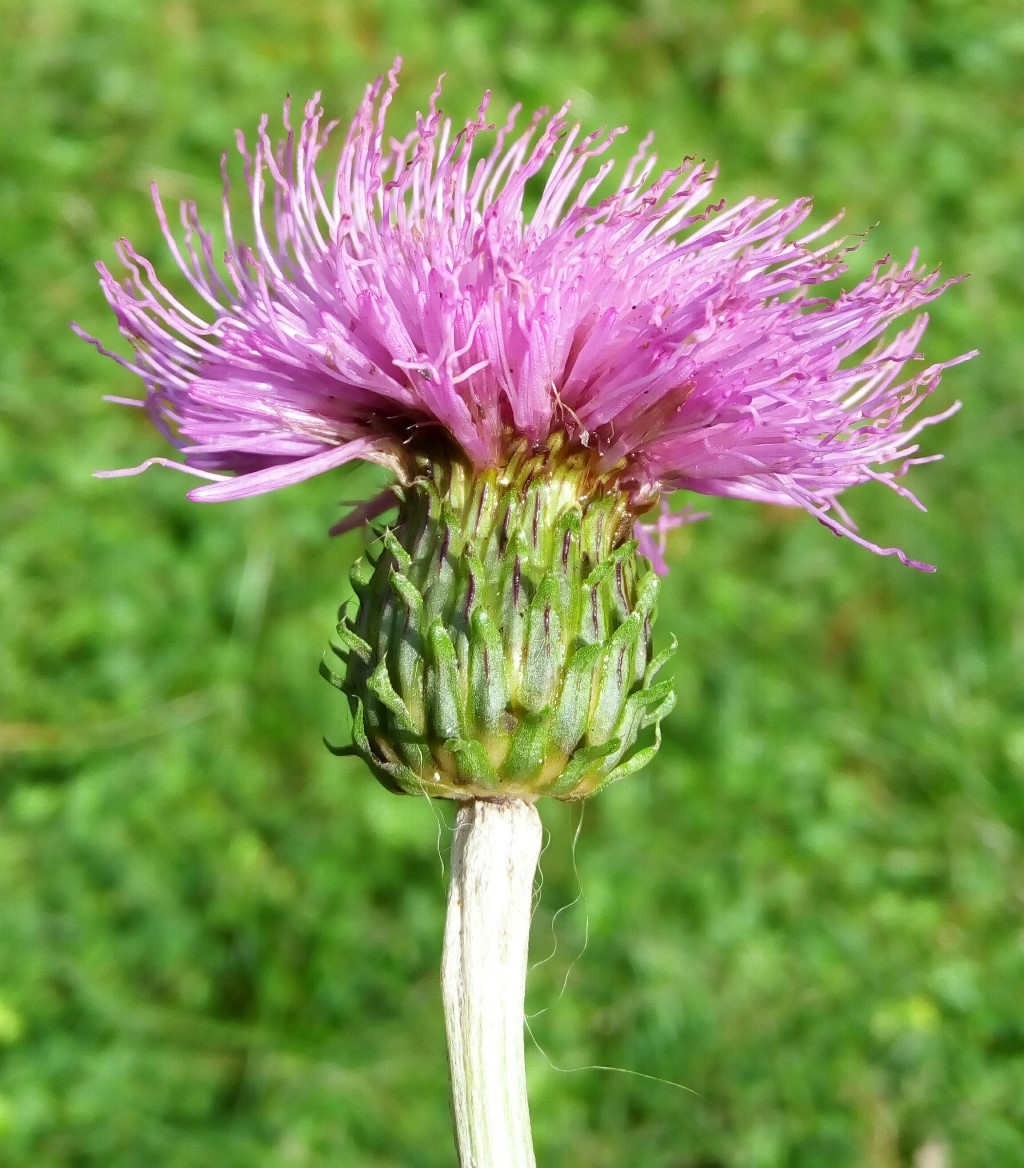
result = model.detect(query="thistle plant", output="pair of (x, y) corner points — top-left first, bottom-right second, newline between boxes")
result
(78, 62), (972, 1166)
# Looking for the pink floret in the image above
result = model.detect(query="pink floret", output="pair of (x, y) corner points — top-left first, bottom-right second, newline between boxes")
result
(76, 60), (974, 569)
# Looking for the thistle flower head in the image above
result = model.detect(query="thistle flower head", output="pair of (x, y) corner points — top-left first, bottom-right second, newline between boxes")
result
(79, 65), (975, 799)
(79, 61), (972, 572)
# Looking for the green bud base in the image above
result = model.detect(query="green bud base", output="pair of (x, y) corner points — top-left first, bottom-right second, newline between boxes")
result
(323, 441), (676, 800)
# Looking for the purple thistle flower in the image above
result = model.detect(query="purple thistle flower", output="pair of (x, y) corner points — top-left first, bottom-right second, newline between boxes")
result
(77, 61), (973, 570)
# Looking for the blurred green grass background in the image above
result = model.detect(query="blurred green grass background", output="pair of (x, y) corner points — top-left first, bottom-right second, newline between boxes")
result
(2, 0), (1022, 1164)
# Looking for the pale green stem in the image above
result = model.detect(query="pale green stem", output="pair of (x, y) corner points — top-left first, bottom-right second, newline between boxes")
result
(442, 798), (543, 1168)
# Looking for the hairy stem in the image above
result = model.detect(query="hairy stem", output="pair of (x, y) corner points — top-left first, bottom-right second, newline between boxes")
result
(442, 798), (543, 1168)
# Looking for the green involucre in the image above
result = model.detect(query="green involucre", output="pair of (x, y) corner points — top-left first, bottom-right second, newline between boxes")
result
(323, 444), (676, 799)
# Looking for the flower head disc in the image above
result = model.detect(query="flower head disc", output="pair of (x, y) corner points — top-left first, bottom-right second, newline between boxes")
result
(79, 60), (972, 571)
